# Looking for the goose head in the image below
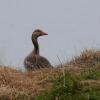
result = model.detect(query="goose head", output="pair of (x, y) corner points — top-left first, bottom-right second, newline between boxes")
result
(32, 29), (48, 39)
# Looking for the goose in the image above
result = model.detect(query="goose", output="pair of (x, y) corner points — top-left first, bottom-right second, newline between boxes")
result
(24, 29), (52, 71)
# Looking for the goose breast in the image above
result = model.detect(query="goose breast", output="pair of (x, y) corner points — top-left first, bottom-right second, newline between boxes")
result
(24, 55), (52, 71)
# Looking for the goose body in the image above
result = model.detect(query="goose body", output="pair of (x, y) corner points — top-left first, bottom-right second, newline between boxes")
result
(24, 29), (52, 71)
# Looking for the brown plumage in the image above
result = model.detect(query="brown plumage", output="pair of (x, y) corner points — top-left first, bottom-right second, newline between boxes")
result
(24, 29), (52, 71)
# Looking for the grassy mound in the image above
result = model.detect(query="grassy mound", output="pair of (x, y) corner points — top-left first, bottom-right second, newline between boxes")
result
(0, 49), (100, 100)
(36, 49), (100, 100)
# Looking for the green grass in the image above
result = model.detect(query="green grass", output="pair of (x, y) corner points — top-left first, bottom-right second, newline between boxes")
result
(35, 69), (100, 100)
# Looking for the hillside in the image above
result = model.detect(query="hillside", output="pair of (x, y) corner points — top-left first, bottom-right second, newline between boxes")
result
(0, 49), (100, 100)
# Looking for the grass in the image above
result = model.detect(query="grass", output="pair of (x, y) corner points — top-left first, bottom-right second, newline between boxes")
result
(35, 68), (100, 100)
(0, 49), (100, 100)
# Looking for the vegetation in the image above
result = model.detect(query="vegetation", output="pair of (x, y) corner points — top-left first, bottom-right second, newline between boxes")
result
(0, 49), (100, 100)
(36, 68), (100, 100)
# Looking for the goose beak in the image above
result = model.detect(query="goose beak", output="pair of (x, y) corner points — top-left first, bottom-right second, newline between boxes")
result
(42, 32), (48, 35)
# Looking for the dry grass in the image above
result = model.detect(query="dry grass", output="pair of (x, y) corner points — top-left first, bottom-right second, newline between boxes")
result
(0, 49), (99, 99)
(0, 67), (54, 99)
(0, 66), (84, 99)
(68, 49), (100, 67)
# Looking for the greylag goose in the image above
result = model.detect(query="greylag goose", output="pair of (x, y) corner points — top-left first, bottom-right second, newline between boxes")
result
(24, 29), (52, 71)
